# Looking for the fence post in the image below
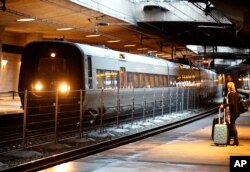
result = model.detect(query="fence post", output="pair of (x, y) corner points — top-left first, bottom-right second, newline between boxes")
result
(161, 88), (164, 116)
(22, 90), (28, 149)
(143, 87), (146, 121)
(55, 91), (59, 144)
(176, 87), (178, 112)
(100, 89), (104, 133)
(131, 87), (135, 125)
(79, 89), (83, 138)
(181, 87), (184, 112)
(153, 87), (156, 118)
(117, 88), (120, 128)
(187, 87), (189, 111)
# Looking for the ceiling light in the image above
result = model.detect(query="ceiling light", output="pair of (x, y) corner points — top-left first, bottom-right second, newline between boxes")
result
(124, 44), (136, 47)
(137, 48), (148, 51)
(156, 53), (165, 56)
(85, 34), (100, 38)
(107, 40), (121, 43)
(56, 27), (73, 31)
(149, 50), (158, 53)
(17, 18), (35, 22)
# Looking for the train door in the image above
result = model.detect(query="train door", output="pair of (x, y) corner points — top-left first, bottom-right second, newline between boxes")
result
(87, 55), (93, 89)
(119, 67), (127, 88)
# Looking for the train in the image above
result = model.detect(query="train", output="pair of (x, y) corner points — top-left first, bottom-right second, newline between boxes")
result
(18, 40), (218, 124)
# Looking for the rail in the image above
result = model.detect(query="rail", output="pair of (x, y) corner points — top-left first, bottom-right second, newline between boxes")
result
(0, 107), (218, 172)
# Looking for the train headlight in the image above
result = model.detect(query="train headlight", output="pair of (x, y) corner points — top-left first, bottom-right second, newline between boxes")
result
(58, 82), (70, 94)
(34, 81), (43, 91)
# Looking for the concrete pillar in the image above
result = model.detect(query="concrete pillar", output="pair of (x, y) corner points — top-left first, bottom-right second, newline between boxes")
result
(0, 26), (5, 78)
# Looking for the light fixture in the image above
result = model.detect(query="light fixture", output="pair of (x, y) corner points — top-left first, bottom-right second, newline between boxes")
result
(56, 27), (73, 31)
(149, 50), (158, 53)
(107, 40), (121, 43)
(155, 53), (165, 56)
(1, 60), (8, 66)
(17, 18), (35, 22)
(137, 47), (148, 51)
(50, 52), (56, 58)
(85, 34), (100, 38)
(86, 25), (101, 37)
(124, 44), (136, 47)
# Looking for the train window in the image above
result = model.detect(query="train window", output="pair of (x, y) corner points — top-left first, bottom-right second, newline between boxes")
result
(87, 56), (93, 89)
(163, 76), (168, 87)
(154, 75), (159, 87)
(110, 71), (118, 88)
(149, 75), (155, 87)
(38, 58), (67, 74)
(133, 73), (139, 88)
(127, 72), (133, 88)
(105, 71), (112, 89)
(139, 73), (144, 88)
(87, 56), (92, 77)
(96, 70), (104, 89)
(158, 75), (163, 87)
(145, 74), (150, 88)
(96, 70), (118, 89)
(119, 67), (127, 88)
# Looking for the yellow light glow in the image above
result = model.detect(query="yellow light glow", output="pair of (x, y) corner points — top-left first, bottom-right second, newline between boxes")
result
(1, 60), (8, 66)
(107, 40), (121, 43)
(50, 52), (56, 58)
(34, 82), (43, 91)
(56, 27), (73, 31)
(124, 44), (136, 47)
(17, 18), (35, 22)
(58, 82), (70, 94)
(85, 34), (100, 37)
(137, 48), (148, 51)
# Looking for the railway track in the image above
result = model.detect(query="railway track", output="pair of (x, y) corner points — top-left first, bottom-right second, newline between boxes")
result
(0, 107), (218, 172)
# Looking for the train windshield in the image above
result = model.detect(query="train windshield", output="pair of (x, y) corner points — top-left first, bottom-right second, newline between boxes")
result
(38, 58), (67, 75)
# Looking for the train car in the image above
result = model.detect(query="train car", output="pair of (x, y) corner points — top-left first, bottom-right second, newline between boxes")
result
(18, 40), (217, 123)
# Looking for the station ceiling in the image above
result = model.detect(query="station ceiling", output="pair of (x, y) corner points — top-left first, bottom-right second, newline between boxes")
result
(0, 0), (250, 72)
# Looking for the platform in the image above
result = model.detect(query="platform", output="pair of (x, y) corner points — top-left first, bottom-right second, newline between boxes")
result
(39, 110), (250, 172)
(0, 96), (23, 115)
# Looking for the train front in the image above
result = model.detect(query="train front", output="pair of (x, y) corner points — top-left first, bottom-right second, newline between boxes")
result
(18, 41), (84, 109)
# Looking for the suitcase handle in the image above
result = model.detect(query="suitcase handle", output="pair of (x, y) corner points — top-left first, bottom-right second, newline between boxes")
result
(218, 108), (226, 124)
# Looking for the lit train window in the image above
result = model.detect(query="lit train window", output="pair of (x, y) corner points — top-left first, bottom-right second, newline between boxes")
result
(154, 75), (159, 87)
(133, 73), (139, 88)
(96, 70), (118, 89)
(145, 74), (150, 88)
(139, 73), (144, 88)
(149, 75), (155, 88)
(158, 76), (163, 87)
(163, 76), (168, 87)
(96, 70), (104, 89)
(127, 72), (133, 88)
(119, 67), (127, 88)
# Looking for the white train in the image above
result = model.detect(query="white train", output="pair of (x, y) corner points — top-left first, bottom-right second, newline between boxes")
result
(18, 40), (217, 122)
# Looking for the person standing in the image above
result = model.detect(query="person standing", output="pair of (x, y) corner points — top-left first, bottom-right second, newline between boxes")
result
(220, 82), (240, 146)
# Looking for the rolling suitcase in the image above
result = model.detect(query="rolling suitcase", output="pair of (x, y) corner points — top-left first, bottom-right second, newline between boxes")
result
(213, 108), (228, 146)
(211, 117), (223, 139)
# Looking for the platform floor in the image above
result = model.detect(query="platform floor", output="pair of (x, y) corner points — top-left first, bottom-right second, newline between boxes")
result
(39, 110), (250, 172)
(0, 96), (23, 115)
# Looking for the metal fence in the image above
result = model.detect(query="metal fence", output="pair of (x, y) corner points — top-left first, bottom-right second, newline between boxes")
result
(1, 86), (217, 150)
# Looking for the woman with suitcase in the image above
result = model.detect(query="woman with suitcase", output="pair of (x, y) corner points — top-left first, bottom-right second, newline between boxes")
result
(220, 82), (240, 146)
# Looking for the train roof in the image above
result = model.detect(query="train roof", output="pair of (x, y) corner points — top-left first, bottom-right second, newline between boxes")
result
(75, 43), (185, 69)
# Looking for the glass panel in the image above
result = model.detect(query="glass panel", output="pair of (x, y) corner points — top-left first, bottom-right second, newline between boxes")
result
(139, 73), (144, 88)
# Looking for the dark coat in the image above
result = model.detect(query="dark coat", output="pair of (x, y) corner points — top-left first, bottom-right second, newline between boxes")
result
(225, 92), (240, 124)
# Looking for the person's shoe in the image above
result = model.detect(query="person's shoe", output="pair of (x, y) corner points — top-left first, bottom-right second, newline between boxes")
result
(231, 141), (239, 146)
